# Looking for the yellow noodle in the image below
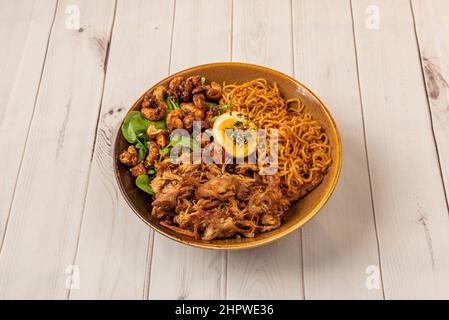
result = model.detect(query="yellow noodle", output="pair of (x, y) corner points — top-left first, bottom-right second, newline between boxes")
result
(221, 79), (332, 201)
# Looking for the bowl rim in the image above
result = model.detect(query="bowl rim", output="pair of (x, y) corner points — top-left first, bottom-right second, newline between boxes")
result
(114, 62), (342, 250)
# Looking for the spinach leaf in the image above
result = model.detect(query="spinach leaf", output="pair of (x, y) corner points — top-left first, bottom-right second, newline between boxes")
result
(121, 111), (151, 143)
(159, 146), (171, 160)
(137, 144), (147, 162)
(133, 135), (148, 162)
(154, 119), (167, 129)
(126, 122), (137, 143)
(135, 175), (154, 195)
(131, 116), (150, 134)
(121, 110), (167, 146)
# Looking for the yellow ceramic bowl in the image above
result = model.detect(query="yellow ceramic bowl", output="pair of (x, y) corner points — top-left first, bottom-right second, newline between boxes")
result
(114, 62), (342, 250)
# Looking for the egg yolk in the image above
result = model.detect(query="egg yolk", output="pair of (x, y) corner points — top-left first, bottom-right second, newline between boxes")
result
(213, 113), (257, 158)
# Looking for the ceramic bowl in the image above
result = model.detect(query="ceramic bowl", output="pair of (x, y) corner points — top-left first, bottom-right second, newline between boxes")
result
(114, 62), (342, 249)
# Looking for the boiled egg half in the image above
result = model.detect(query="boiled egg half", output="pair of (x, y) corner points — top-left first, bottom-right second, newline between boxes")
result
(212, 112), (257, 158)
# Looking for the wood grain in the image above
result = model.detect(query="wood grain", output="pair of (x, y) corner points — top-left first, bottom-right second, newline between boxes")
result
(227, 0), (304, 300)
(0, 0), (57, 247)
(411, 0), (449, 208)
(1, 0), (449, 300)
(0, 0), (116, 299)
(292, 0), (383, 299)
(148, 0), (232, 300)
(69, 0), (175, 300)
(352, 0), (449, 299)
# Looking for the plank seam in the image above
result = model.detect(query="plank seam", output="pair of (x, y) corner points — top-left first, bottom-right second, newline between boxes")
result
(409, 0), (449, 214)
(142, 231), (154, 300)
(0, 0), (59, 255)
(349, 0), (386, 299)
(167, 0), (177, 75)
(67, 0), (119, 300)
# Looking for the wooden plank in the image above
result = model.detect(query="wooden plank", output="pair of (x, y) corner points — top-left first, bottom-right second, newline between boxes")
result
(352, 0), (449, 299)
(0, 0), (57, 247)
(227, 0), (304, 300)
(411, 0), (449, 208)
(0, 0), (116, 299)
(148, 0), (232, 300)
(292, 0), (383, 299)
(69, 0), (174, 300)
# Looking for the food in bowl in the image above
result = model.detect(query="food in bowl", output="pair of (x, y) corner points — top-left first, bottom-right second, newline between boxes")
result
(118, 75), (332, 240)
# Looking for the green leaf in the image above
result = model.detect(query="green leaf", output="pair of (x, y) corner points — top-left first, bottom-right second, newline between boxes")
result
(121, 111), (150, 143)
(135, 175), (154, 195)
(131, 116), (150, 134)
(134, 136), (148, 162)
(138, 145), (147, 162)
(219, 103), (231, 112)
(159, 147), (171, 160)
(148, 169), (156, 175)
(124, 111), (141, 123)
(154, 119), (167, 129)
(166, 96), (180, 111)
(126, 122), (137, 143)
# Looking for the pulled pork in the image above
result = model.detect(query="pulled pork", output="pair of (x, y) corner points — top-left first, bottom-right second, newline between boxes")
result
(151, 160), (290, 240)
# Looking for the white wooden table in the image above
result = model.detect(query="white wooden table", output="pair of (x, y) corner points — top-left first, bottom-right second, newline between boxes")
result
(1, 0), (449, 300)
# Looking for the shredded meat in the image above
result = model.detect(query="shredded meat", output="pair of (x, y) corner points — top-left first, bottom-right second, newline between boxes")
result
(150, 162), (290, 240)
(248, 175), (290, 219)
(235, 163), (259, 175)
(196, 175), (237, 200)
